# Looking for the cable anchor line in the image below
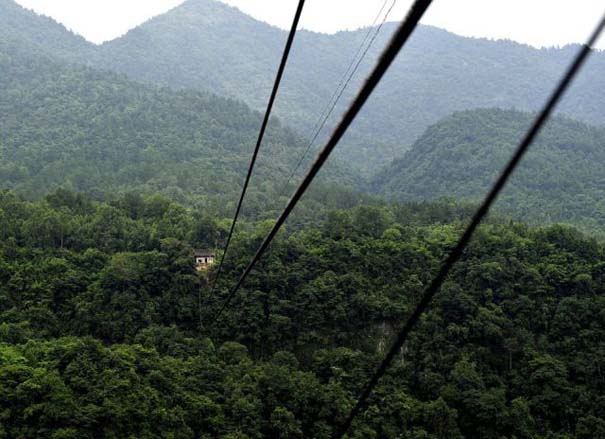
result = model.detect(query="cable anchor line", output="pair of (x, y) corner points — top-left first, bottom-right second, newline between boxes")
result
(207, 0), (306, 302)
(333, 10), (605, 439)
(208, 0), (434, 329)
(278, 0), (398, 201)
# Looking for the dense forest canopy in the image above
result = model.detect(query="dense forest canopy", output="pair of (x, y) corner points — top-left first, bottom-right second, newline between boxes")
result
(1, 0), (605, 173)
(373, 108), (605, 234)
(0, 41), (360, 215)
(0, 190), (603, 437)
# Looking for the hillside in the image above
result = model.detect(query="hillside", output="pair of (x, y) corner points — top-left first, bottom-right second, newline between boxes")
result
(0, 192), (603, 437)
(0, 0), (91, 59)
(372, 109), (605, 232)
(3, 0), (605, 174)
(86, 0), (605, 172)
(0, 41), (362, 216)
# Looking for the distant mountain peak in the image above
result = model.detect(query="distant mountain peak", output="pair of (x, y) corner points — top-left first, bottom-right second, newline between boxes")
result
(4, 0), (605, 176)
(0, 0), (91, 57)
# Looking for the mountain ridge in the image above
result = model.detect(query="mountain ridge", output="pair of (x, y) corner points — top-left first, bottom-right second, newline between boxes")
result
(0, 40), (362, 214)
(372, 108), (605, 232)
(4, 0), (605, 174)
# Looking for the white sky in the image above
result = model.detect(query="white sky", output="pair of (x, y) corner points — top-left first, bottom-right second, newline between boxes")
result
(13, 0), (605, 49)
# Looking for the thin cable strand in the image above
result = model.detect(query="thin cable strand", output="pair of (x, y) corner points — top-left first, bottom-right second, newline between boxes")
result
(207, 0), (306, 302)
(279, 0), (398, 201)
(208, 0), (434, 329)
(304, 0), (390, 143)
(333, 11), (605, 439)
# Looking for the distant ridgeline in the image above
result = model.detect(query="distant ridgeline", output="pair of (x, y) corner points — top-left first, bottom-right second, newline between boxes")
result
(1, 0), (605, 233)
(0, 190), (603, 437)
(372, 109), (605, 234)
(0, 39), (361, 217)
(1, 0), (605, 173)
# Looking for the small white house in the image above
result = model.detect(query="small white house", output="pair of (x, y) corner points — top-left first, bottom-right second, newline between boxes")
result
(194, 250), (215, 271)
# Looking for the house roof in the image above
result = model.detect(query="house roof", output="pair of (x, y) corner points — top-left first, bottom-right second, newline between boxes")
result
(194, 249), (215, 257)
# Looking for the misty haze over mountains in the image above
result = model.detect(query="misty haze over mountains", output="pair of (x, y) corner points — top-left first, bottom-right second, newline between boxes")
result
(2, 0), (605, 174)
(2, 0), (605, 232)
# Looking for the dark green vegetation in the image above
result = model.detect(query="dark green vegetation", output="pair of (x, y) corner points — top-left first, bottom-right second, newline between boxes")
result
(84, 1), (605, 172)
(0, 40), (360, 212)
(0, 190), (604, 438)
(373, 109), (605, 233)
(2, 1), (605, 436)
(2, 0), (605, 172)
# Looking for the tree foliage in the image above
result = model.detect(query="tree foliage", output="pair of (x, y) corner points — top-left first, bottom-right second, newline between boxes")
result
(0, 41), (361, 214)
(373, 108), (605, 233)
(0, 190), (603, 437)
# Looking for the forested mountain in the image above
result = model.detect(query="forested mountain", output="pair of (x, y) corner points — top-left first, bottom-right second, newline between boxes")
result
(3, 1), (605, 437)
(0, 191), (603, 437)
(372, 109), (605, 232)
(0, 0), (91, 59)
(91, 0), (605, 172)
(0, 41), (361, 215)
(3, 0), (605, 173)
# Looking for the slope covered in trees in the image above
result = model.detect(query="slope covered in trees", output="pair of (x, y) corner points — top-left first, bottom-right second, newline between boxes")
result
(0, 190), (603, 437)
(92, 0), (605, 172)
(0, 0), (91, 59)
(373, 109), (605, 233)
(0, 41), (361, 214)
(3, 0), (605, 173)
(90, 0), (605, 172)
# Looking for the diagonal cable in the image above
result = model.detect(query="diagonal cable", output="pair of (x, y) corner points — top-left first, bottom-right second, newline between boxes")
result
(208, 0), (306, 298)
(278, 0), (396, 200)
(333, 11), (605, 439)
(208, 0), (434, 329)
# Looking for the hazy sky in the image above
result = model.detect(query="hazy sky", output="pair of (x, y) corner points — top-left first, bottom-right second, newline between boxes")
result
(13, 0), (605, 49)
